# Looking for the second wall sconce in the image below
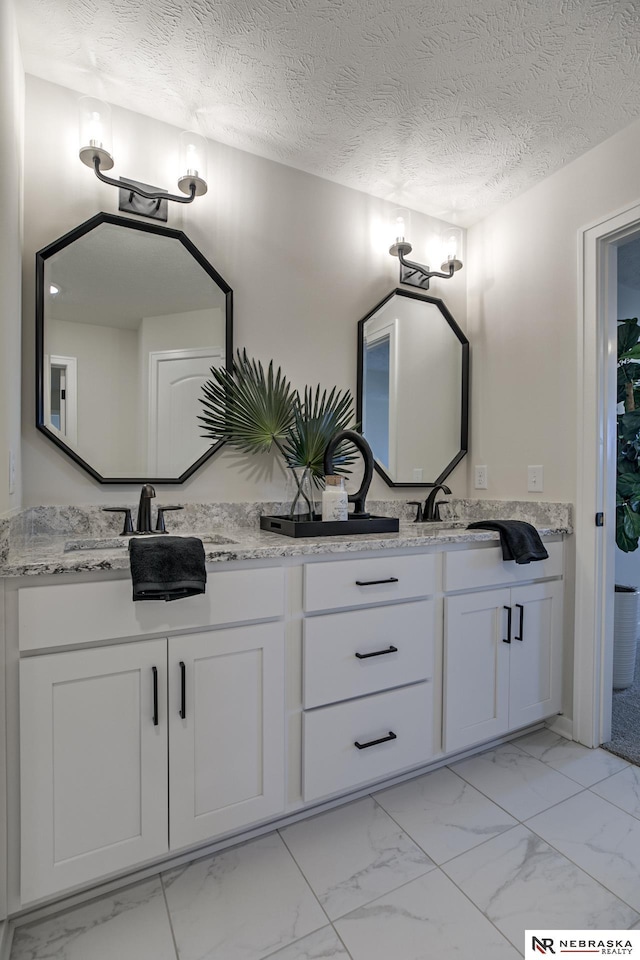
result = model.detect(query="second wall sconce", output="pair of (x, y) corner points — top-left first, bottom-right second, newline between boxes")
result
(389, 214), (463, 289)
(78, 97), (208, 222)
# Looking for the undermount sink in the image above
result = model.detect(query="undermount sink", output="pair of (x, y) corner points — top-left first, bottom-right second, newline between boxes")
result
(64, 533), (238, 552)
(430, 527), (469, 536)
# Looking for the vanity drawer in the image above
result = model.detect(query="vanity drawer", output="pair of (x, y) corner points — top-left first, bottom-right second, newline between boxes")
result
(18, 565), (285, 651)
(303, 600), (434, 708)
(302, 682), (433, 802)
(444, 540), (563, 592)
(304, 553), (436, 613)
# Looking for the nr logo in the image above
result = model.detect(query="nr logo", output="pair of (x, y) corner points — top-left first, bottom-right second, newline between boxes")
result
(532, 938), (556, 955)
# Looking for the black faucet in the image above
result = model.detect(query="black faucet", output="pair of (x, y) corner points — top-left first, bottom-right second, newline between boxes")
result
(136, 483), (156, 533)
(423, 483), (451, 521)
(407, 484), (452, 522)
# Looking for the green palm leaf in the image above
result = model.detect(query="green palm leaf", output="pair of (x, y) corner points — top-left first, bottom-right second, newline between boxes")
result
(283, 384), (357, 482)
(199, 349), (295, 454)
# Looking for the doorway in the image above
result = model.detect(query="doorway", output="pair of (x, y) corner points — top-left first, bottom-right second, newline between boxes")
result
(603, 236), (640, 764)
(576, 200), (640, 750)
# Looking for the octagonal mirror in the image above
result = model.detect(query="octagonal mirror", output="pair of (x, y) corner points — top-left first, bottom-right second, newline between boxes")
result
(357, 288), (469, 487)
(36, 213), (232, 483)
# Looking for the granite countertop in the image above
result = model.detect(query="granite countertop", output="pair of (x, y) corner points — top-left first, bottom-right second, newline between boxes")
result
(1, 515), (571, 578)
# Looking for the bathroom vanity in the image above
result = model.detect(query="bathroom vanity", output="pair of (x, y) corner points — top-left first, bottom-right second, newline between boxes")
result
(0, 510), (569, 914)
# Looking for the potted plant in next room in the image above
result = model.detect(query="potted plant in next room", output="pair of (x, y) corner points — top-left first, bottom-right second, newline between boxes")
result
(198, 349), (357, 521)
(614, 318), (640, 688)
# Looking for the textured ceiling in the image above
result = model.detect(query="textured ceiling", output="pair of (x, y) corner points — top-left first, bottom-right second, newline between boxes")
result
(16, 0), (640, 224)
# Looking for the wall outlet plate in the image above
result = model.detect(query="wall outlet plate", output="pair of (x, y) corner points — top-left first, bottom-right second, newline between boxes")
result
(474, 465), (488, 489)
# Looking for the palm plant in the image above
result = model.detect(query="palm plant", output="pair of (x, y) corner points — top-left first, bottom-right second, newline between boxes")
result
(199, 350), (356, 518)
(616, 319), (640, 550)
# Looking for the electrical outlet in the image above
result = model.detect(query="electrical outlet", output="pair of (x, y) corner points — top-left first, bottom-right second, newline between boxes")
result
(8, 449), (15, 495)
(528, 465), (544, 492)
(413, 468), (424, 482)
(474, 465), (488, 489)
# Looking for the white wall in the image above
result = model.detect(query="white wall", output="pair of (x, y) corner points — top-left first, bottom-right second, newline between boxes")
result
(0, 0), (24, 514)
(48, 319), (139, 476)
(22, 76), (467, 505)
(466, 116), (640, 504)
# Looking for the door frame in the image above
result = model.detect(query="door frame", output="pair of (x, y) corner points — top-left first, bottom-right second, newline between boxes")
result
(575, 199), (640, 747)
(43, 354), (78, 446)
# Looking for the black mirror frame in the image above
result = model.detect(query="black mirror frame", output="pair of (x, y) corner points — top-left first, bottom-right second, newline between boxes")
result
(36, 212), (233, 484)
(356, 287), (469, 489)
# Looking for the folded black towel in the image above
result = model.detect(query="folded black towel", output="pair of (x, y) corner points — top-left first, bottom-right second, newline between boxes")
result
(129, 536), (207, 601)
(466, 520), (549, 564)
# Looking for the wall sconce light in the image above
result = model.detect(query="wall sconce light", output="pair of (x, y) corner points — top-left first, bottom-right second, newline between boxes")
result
(78, 97), (208, 221)
(389, 214), (464, 290)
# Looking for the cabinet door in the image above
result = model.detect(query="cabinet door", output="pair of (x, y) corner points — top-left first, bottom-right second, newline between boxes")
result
(20, 640), (168, 903)
(444, 589), (511, 752)
(508, 580), (563, 728)
(169, 621), (285, 850)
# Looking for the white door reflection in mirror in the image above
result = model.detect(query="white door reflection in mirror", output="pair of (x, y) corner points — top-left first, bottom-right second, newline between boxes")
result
(150, 347), (224, 475)
(362, 317), (397, 477)
(358, 290), (469, 487)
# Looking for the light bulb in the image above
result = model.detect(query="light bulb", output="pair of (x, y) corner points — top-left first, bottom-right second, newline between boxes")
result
(395, 216), (405, 243)
(444, 232), (457, 261)
(49, 283), (60, 296)
(78, 97), (114, 170)
(178, 131), (208, 196)
(440, 225), (463, 272)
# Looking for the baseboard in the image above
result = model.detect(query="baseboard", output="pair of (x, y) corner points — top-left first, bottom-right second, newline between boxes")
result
(546, 714), (573, 739)
(0, 920), (14, 960)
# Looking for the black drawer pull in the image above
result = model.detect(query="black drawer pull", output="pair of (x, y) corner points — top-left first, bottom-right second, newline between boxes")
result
(515, 603), (524, 641)
(152, 666), (159, 726)
(355, 577), (399, 586)
(355, 645), (398, 660)
(354, 731), (397, 750)
(179, 661), (186, 719)
(503, 605), (512, 644)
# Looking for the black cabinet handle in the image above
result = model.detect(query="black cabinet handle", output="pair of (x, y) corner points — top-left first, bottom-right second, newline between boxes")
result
(515, 603), (524, 641)
(354, 731), (397, 750)
(355, 645), (398, 660)
(503, 605), (512, 644)
(179, 661), (186, 719)
(152, 666), (159, 726)
(355, 577), (399, 586)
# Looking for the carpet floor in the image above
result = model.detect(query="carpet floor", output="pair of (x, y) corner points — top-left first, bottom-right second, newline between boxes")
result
(603, 644), (640, 766)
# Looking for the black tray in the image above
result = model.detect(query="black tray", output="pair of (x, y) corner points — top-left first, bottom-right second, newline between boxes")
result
(260, 514), (400, 538)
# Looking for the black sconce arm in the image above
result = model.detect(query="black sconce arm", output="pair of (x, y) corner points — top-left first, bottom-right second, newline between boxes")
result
(396, 245), (455, 282)
(93, 156), (197, 204)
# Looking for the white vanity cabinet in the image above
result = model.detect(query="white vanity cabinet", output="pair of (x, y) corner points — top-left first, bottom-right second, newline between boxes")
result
(11, 534), (567, 912)
(301, 553), (439, 802)
(20, 639), (169, 903)
(168, 622), (285, 850)
(17, 566), (287, 904)
(443, 545), (564, 753)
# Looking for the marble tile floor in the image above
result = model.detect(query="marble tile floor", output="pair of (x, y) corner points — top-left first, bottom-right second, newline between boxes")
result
(10, 732), (640, 960)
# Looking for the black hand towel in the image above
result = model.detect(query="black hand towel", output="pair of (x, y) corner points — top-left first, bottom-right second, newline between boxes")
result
(466, 520), (549, 564)
(129, 536), (207, 601)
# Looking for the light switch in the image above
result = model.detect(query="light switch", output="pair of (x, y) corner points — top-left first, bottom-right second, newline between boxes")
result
(528, 465), (543, 492)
